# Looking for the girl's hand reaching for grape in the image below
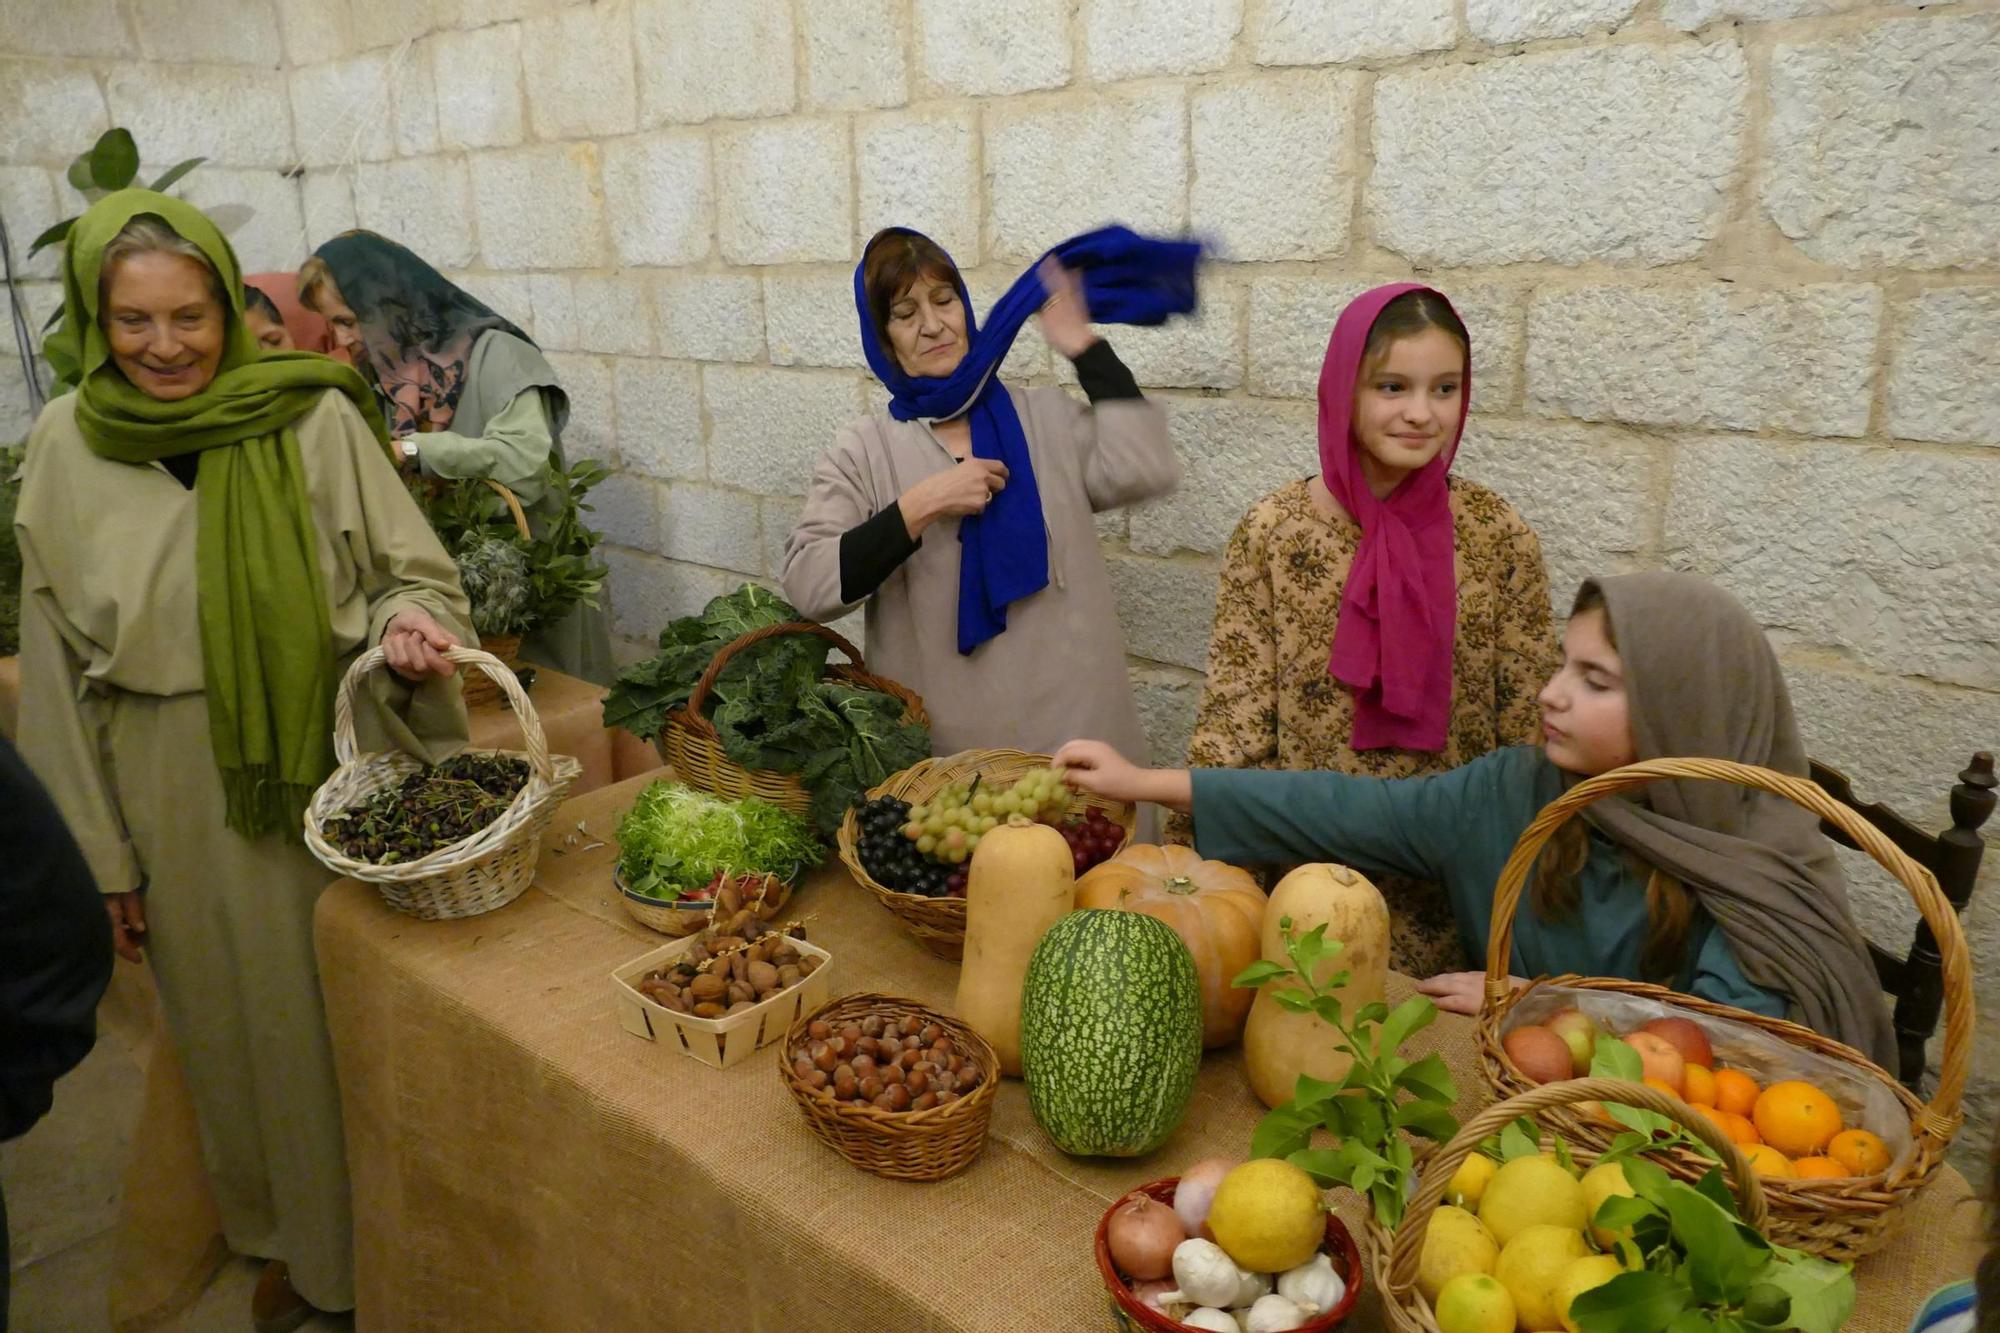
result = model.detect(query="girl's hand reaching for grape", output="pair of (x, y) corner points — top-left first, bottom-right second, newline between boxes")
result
(1052, 741), (1194, 813)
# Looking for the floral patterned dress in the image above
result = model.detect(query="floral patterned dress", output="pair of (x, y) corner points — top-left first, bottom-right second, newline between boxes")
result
(1171, 475), (1560, 976)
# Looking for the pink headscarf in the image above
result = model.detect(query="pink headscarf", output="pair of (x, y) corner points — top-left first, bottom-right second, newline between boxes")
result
(244, 271), (344, 360)
(1318, 283), (1469, 752)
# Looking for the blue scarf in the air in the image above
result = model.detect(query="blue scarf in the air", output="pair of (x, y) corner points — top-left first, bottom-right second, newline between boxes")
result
(854, 226), (1202, 655)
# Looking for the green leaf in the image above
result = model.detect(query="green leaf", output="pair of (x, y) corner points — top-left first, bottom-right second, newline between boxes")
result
(1759, 1254), (1856, 1333)
(1352, 999), (1391, 1029)
(1288, 1074), (1346, 1108)
(90, 128), (140, 190)
(1605, 1098), (1678, 1140)
(27, 216), (74, 257)
(66, 152), (95, 192)
(1597, 1130), (1650, 1165)
(1657, 1179), (1766, 1305)
(1592, 1035), (1645, 1082)
(149, 156), (206, 191)
(1351, 1160), (1376, 1195)
(1392, 1100), (1459, 1141)
(1593, 1194), (1661, 1237)
(1619, 1155), (1675, 1207)
(1692, 1167), (1741, 1218)
(1273, 987), (1315, 1014)
(1568, 1270), (1691, 1332)
(1665, 1312), (1719, 1333)
(1377, 994), (1438, 1054)
(1231, 959), (1291, 990)
(1309, 992), (1351, 1027)
(1552, 1134), (1578, 1176)
(1395, 1053), (1458, 1105)
(1250, 1102), (1320, 1162)
(1499, 1120), (1541, 1162)
(1287, 923), (1341, 980)
(1740, 1282), (1791, 1328)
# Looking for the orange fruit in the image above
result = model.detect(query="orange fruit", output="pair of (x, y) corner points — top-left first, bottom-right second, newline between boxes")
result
(1692, 1105), (1761, 1146)
(1682, 1064), (1717, 1107)
(1753, 1081), (1844, 1158)
(1712, 1069), (1760, 1117)
(1742, 1144), (1795, 1178)
(1792, 1156), (1848, 1180)
(1827, 1129), (1892, 1177)
(1643, 1076), (1682, 1099)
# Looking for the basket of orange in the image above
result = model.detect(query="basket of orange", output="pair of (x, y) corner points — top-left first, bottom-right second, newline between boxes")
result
(1476, 757), (1972, 1262)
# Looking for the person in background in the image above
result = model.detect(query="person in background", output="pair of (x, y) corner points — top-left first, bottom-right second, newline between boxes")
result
(243, 270), (339, 358)
(298, 231), (614, 684)
(1174, 283), (1557, 977)
(1057, 571), (1897, 1072)
(0, 734), (114, 1333)
(18, 191), (471, 1330)
(782, 225), (1193, 769)
(242, 282), (293, 351)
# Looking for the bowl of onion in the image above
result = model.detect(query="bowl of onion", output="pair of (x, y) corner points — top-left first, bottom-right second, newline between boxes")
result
(1095, 1176), (1361, 1333)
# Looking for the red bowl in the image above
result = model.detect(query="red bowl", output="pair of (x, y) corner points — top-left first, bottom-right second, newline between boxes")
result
(1095, 1177), (1363, 1332)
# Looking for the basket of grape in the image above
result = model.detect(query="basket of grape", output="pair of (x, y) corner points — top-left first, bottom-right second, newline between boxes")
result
(838, 749), (1136, 960)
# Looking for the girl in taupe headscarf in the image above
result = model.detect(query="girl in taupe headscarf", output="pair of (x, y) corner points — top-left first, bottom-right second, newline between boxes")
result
(1058, 571), (1897, 1069)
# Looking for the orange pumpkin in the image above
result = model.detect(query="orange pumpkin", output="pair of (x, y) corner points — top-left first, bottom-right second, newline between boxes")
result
(1073, 844), (1267, 1048)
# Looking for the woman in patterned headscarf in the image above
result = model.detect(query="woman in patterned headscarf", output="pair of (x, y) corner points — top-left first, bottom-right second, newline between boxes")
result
(300, 231), (613, 683)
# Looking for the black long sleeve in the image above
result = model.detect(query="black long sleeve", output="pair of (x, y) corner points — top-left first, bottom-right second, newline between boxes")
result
(0, 735), (113, 1142)
(1071, 338), (1142, 403)
(837, 500), (921, 605)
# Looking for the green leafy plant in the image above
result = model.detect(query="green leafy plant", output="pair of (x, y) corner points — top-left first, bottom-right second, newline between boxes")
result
(1571, 1155), (1855, 1333)
(26, 128), (209, 389)
(412, 459), (610, 634)
(614, 780), (823, 902)
(1231, 919), (1461, 1228)
(604, 585), (931, 838)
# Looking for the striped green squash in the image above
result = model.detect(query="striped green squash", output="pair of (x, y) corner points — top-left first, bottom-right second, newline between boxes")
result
(1018, 909), (1204, 1158)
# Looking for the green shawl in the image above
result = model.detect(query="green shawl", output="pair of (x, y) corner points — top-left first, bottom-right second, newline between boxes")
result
(48, 190), (392, 839)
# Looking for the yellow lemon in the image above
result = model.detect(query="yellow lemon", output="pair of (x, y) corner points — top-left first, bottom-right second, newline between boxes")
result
(1435, 1272), (1517, 1333)
(1417, 1205), (1501, 1304)
(1448, 1153), (1499, 1209)
(1478, 1155), (1588, 1247)
(1556, 1254), (1628, 1332)
(1494, 1224), (1592, 1331)
(1205, 1158), (1326, 1273)
(1579, 1161), (1638, 1249)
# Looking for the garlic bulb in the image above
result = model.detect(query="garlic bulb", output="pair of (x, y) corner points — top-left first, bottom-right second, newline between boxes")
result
(1161, 1239), (1243, 1309)
(1243, 1293), (1308, 1333)
(1182, 1310), (1241, 1333)
(1276, 1253), (1345, 1315)
(1227, 1264), (1270, 1309)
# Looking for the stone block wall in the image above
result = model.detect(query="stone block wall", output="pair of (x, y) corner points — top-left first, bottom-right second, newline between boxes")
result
(2, 0), (1996, 1167)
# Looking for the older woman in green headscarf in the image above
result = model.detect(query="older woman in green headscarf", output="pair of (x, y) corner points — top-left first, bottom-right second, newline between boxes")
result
(15, 190), (473, 1327)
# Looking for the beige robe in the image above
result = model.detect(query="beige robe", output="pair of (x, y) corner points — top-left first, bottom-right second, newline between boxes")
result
(14, 387), (472, 1313)
(782, 385), (1179, 763)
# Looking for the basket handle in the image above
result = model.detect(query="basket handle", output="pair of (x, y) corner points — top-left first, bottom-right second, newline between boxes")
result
(1387, 1076), (1769, 1301)
(1483, 757), (1973, 1147)
(333, 645), (553, 784)
(677, 621), (868, 741)
(482, 479), (533, 542)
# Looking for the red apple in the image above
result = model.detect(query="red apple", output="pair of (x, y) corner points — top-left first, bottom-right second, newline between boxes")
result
(1625, 1031), (1687, 1094)
(1547, 1008), (1601, 1076)
(1640, 1016), (1715, 1070)
(1503, 1025), (1576, 1085)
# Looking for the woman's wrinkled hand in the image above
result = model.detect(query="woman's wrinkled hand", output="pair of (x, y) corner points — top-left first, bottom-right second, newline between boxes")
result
(899, 457), (1008, 539)
(1035, 257), (1098, 360)
(382, 608), (461, 681)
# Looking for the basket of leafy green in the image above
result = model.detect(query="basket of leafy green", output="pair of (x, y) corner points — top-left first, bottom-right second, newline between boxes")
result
(603, 586), (931, 838)
(614, 781), (824, 936)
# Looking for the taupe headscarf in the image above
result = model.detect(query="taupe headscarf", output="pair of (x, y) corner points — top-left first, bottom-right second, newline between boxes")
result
(1582, 572), (1896, 1069)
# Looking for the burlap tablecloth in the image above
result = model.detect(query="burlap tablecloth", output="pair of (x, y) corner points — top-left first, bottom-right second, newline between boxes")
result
(315, 774), (1981, 1332)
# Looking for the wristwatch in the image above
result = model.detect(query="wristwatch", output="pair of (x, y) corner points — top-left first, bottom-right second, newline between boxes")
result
(399, 439), (421, 464)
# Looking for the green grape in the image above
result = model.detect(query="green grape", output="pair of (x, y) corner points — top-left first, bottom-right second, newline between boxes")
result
(944, 828), (966, 851)
(902, 821), (924, 841)
(945, 846), (968, 865)
(971, 793), (993, 816)
(1020, 798), (1041, 820)
(977, 815), (997, 833)
(910, 803), (930, 822)
(916, 834), (937, 855)
(924, 816), (946, 837)
(965, 832), (981, 852)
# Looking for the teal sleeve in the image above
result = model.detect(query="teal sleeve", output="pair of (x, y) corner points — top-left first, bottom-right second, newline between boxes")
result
(416, 388), (556, 505)
(1189, 750), (1520, 883)
(1686, 922), (1788, 1019)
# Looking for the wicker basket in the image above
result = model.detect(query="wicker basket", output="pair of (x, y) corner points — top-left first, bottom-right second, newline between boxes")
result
(837, 748), (1138, 961)
(1372, 1076), (1769, 1332)
(779, 992), (998, 1181)
(656, 621), (929, 821)
(1097, 1178), (1363, 1331)
(1475, 756), (1972, 1262)
(614, 867), (794, 938)
(304, 646), (583, 920)
(460, 480), (534, 709)
(610, 932), (833, 1068)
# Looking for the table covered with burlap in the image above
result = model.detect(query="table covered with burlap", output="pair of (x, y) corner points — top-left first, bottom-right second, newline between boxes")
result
(315, 774), (1982, 1331)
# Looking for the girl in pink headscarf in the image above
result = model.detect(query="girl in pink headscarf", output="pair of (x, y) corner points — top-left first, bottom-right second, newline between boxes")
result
(1169, 284), (1559, 974)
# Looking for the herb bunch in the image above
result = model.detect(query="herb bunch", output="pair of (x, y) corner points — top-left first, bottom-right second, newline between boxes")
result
(413, 459), (610, 633)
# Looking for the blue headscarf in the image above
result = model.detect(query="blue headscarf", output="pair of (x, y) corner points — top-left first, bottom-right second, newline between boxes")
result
(854, 226), (1202, 655)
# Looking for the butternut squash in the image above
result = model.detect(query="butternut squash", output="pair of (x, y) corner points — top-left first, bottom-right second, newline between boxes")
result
(1242, 862), (1390, 1110)
(955, 815), (1076, 1076)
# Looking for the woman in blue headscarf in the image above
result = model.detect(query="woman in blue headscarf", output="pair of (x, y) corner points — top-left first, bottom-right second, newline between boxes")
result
(782, 225), (1195, 766)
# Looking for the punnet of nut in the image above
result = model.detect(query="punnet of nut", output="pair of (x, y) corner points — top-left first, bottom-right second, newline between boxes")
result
(787, 1012), (986, 1113)
(634, 915), (821, 1019)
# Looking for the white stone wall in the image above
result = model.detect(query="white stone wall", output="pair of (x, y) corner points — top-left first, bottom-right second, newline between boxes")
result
(3, 0), (1996, 1168)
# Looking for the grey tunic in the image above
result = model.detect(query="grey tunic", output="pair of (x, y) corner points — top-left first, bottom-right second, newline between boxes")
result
(782, 385), (1180, 763)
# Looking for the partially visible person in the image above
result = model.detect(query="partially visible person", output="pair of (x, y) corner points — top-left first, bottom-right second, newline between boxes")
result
(244, 270), (339, 358)
(19, 190), (472, 1328)
(1907, 1130), (2000, 1331)
(0, 734), (113, 1333)
(242, 282), (293, 351)
(299, 231), (613, 684)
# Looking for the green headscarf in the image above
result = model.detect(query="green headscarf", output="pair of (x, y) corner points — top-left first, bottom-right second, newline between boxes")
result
(49, 190), (391, 839)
